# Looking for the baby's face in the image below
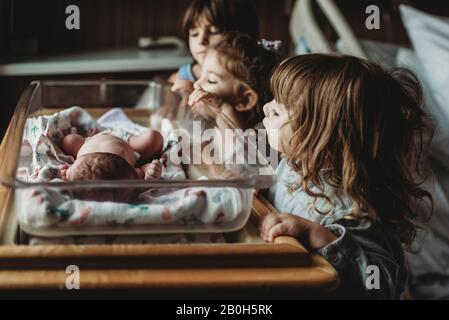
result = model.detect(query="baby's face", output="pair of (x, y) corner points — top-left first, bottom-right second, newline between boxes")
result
(68, 132), (137, 179)
(194, 50), (242, 104)
(188, 15), (224, 65)
(262, 99), (292, 154)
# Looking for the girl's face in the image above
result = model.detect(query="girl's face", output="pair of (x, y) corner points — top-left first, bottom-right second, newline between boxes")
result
(262, 99), (292, 154)
(194, 50), (242, 104)
(189, 14), (224, 65)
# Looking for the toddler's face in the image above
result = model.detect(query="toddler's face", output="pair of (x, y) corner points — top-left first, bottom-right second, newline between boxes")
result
(189, 15), (224, 65)
(262, 99), (292, 154)
(68, 132), (137, 179)
(194, 50), (242, 104)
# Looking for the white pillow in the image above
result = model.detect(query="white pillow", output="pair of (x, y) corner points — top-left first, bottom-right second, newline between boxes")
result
(396, 48), (449, 171)
(400, 5), (449, 129)
(337, 38), (403, 69)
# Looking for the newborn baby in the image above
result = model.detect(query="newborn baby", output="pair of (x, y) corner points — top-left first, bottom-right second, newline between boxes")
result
(60, 129), (164, 202)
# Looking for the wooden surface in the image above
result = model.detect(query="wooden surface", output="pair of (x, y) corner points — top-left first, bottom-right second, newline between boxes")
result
(0, 107), (339, 293)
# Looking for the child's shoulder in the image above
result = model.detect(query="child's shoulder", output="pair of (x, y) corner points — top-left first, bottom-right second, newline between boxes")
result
(177, 63), (196, 82)
(268, 159), (366, 224)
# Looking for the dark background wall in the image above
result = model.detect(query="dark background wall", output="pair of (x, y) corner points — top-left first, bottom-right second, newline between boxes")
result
(0, 0), (292, 59)
(2, 0), (449, 61)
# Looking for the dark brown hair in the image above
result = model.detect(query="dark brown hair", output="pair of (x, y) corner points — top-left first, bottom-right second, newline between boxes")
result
(69, 152), (137, 202)
(182, 0), (259, 39)
(211, 32), (280, 128)
(271, 54), (433, 247)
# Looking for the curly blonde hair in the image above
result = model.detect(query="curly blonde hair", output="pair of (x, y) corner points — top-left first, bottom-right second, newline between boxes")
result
(271, 54), (433, 246)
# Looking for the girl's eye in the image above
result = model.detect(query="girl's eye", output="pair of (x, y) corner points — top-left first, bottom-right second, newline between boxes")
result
(189, 29), (199, 37)
(207, 79), (218, 84)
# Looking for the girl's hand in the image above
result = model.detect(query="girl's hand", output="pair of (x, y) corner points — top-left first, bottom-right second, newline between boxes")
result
(188, 89), (223, 109)
(171, 79), (194, 95)
(259, 213), (337, 250)
(142, 160), (163, 180)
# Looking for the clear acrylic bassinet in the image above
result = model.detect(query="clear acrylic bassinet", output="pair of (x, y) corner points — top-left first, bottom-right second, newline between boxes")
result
(0, 80), (276, 237)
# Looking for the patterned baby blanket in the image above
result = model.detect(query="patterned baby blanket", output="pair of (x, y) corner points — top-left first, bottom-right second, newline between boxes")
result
(16, 107), (246, 233)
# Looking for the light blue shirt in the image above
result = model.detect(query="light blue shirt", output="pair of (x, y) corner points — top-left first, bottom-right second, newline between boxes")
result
(268, 158), (356, 225)
(177, 63), (196, 82)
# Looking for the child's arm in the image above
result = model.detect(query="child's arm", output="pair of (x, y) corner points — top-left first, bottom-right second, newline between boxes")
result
(171, 78), (194, 95)
(260, 213), (337, 248)
(168, 71), (178, 85)
(260, 214), (406, 299)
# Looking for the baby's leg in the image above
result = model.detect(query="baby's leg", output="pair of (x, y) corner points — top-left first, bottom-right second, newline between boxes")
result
(129, 130), (164, 163)
(62, 133), (85, 158)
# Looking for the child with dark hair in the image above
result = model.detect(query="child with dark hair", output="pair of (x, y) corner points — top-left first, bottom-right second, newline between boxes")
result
(170, 0), (259, 93)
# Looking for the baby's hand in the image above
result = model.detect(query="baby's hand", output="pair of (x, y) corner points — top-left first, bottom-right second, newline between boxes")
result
(160, 154), (168, 168)
(142, 160), (163, 180)
(58, 164), (70, 181)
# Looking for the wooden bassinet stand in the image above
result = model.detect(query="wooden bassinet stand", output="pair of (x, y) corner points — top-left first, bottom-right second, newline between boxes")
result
(0, 88), (339, 298)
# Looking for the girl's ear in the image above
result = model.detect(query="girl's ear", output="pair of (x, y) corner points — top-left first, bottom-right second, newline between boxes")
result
(235, 89), (258, 112)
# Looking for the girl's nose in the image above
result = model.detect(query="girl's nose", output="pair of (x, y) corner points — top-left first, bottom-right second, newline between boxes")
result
(263, 101), (271, 116)
(199, 31), (209, 46)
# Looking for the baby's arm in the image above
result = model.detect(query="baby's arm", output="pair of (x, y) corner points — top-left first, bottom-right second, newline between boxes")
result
(128, 130), (164, 164)
(62, 133), (85, 158)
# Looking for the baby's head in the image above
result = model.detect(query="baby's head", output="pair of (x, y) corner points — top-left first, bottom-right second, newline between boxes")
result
(194, 32), (279, 128)
(67, 152), (137, 202)
(183, 0), (259, 65)
(63, 132), (139, 202)
(63, 131), (138, 166)
(264, 54), (432, 246)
